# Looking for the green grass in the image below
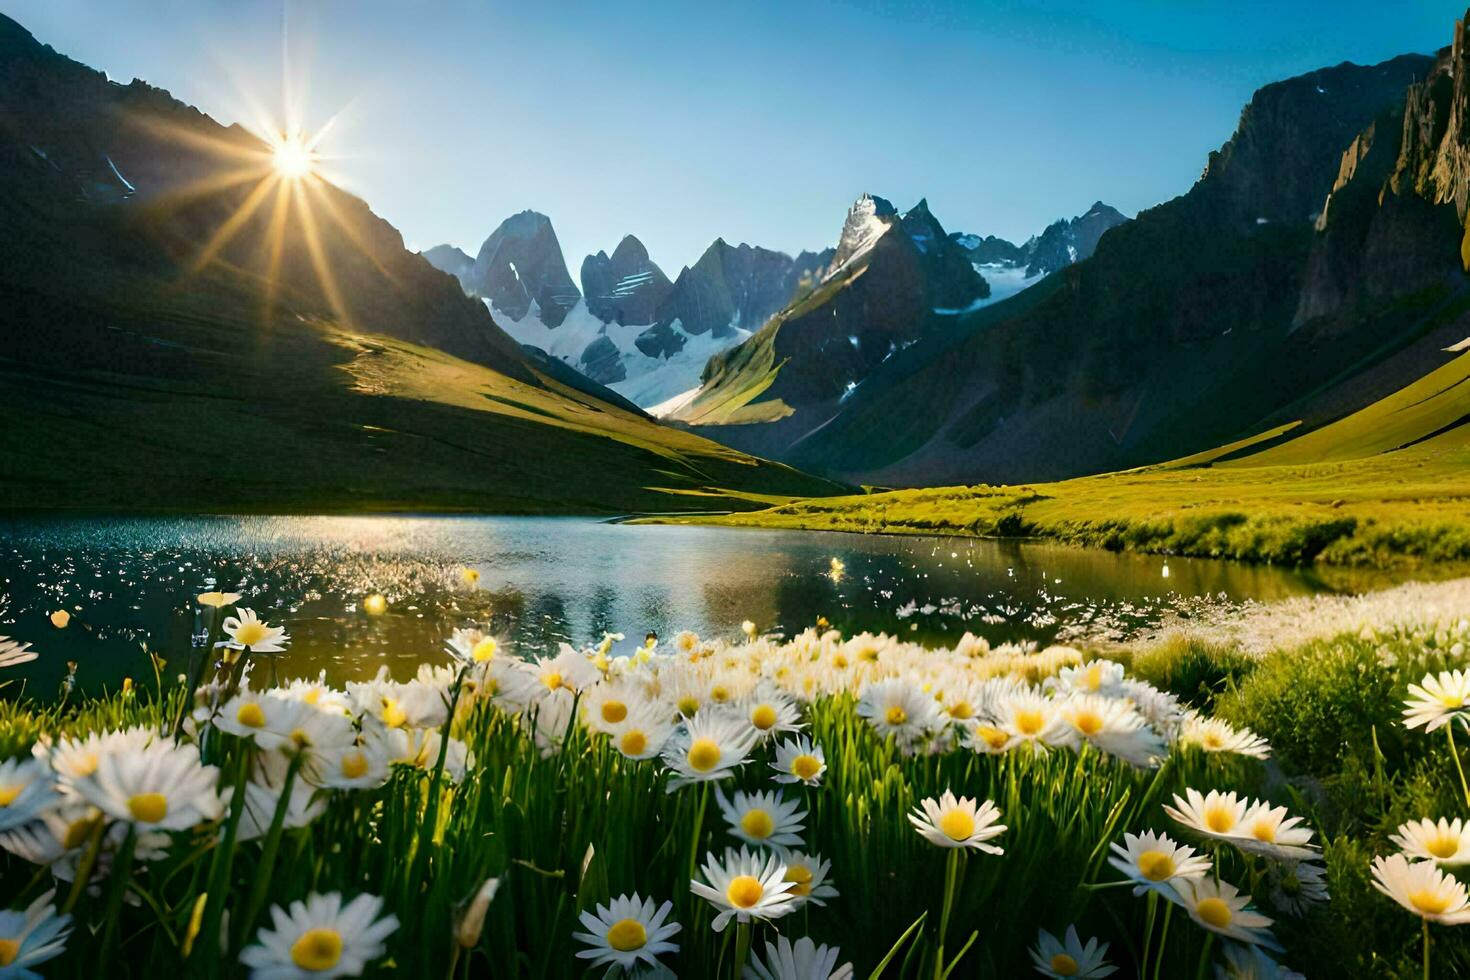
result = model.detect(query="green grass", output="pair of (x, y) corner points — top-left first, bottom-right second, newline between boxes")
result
(644, 366), (1470, 568)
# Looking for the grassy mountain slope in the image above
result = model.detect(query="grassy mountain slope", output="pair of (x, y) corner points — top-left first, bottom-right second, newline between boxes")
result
(646, 352), (1470, 567)
(0, 15), (841, 513)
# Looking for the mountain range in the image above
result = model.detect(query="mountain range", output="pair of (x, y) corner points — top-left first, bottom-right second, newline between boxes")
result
(422, 197), (1119, 410)
(0, 14), (839, 512)
(661, 44), (1470, 489)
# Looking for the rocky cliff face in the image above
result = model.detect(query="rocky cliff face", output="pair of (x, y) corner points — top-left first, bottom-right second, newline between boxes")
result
(580, 235), (672, 325)
(900, 199), (990, 308)
(467, 211), (581, 327)
(421, 244), (475, 286)
(1023, 202), (1129, 277)
(950, 232), (1025, 266)
(653, 240), (828, 338)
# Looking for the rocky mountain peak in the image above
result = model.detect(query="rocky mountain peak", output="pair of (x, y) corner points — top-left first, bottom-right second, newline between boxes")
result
(581, 233), (672, 326)
(469, 210), (581, 326)
(829, 193), (900, 276)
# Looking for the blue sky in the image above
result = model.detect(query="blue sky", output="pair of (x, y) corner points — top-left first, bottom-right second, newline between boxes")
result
(2, 1), (1458, 275)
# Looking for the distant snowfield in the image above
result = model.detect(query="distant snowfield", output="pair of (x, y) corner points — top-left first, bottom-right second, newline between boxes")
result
(972, 263), (1040, 308)
(487, 299), (749, 408)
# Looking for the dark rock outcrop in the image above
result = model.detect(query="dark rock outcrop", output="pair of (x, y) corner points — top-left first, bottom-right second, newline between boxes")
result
(633, 322), (687, 360)
(579, 334), (626, 385)
(950, 232), (1025, 266)
(900, 199), (989, 308)
(468, 211), (581, 327)
(580, 235), (672, 325)
(654, 240), (826, 337)
(1023, 202), (1129, 277)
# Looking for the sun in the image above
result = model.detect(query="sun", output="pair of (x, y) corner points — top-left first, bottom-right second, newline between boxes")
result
(270, 132), (317, 179)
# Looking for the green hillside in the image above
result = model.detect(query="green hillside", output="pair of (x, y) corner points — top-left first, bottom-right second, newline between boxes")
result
(645, 352), (1470, 567)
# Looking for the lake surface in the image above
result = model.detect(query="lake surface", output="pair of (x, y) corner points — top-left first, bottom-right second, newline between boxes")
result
(0, 516), (1344, 693)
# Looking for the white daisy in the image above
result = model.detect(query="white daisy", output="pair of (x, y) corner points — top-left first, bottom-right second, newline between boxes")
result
(661, 712), (758, 791)
(0, 889), (72, 976)
(0, 636), (38, 669)
(1390, 817), (1470, 865)
(1214, 943), (1305, 979)
(607, 705), (677, 761)
(716, 788), (807, 849)
(777, 850), (837, 908)
(908, 790), (1006, 852)
(1370, 852), (1470, 923)
(1029, 925), (1118, 978)
(690, 846), (798, 931)
(856, 678), (945, 747)
(219, 608), (290, 653)
(743, 687), (803, 741)
(1178, 714), (1271, 760)
(239, 892), (398, 979)
(1169, 877), (1280, 949)
(1164, 788), (1248, 842)
(996, 690), (1065, 747)
(1232, 803), (1318, 861)
(1107, 831), (1212, 897)
(1402, 670), (1470, 732)
(744, 934), (854, 980)
(444, 628), (499, 667)
(572, 894), (680, 972)
(1053, 694), (1166, 768)
(771, 737), (827, 786)
(0, 758), (59, 833)
(74, 740), (222, 831)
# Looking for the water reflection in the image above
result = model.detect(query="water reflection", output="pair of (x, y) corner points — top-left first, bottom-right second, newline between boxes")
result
(0, 516), (1349, 693)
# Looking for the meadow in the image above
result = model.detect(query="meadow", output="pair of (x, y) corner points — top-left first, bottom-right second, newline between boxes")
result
(0, 588), (1468, 978)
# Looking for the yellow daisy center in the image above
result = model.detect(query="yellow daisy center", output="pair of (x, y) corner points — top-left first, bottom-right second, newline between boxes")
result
(1196, 897), (1232, 929)
(976, 726), (1009, 750)
(1082, 664), (1102, 690)
(858, 647), (880, 662)
(340, 751), (369, 780)
(711, 685), (731, 703)
(1428, 833), (1461, 859)
(290, 927), (344, 971)
(784, 864), (814, 896)
(382, 699), (408, 729)
(947, 700), (974, 720)
(727, 875), (764, 909)
(751, 704), (778, 730)
(1050, 953), (1080, 976)
(791, 754), (822, 781)
(677, 696), (701, 717)
(128, 792), (168, 823)
(0, 939), (18, 967)
(1014, 709), (1044, 736)
(1202, 731), (1223, 749)
(63, 816), (96, 849)
(0, 784), (22, 807)
(472, 638), (497, 663)
(740, 808), (775, 840)
(1251, 820), (1276, 843)
(687, 738), (722, 772)
(832, 654), (849, 669)
(1072, 710), (1104, 736)
(1411, 889), (1453, 915)
(236, 702), (266, 728)
(601, 701), (628, 724)
(1440, 693), (1465, 708)
(290, 728), (312, 748)
(620, 730), (648, 756)
(234, 621), (268, 646)
(302, 688), (322, 705)
(1137, 850), (1175, 881)
(606, 918), (646, 952)
(939, 808), (975, 841)
(542, 672), (563, 691)
(1205, 806), (1236, 834)
(885, 706), (908, 726)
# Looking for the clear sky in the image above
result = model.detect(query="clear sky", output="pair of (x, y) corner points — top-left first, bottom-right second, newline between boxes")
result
(2, 1), (1459, 275)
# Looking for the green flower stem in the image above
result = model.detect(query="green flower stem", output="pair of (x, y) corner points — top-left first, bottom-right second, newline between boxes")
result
(1151, 900), (1173, 980)
(235, 751), (304, 951)
(934, 847), (964, 980)
(1447, 723), (1470, 809)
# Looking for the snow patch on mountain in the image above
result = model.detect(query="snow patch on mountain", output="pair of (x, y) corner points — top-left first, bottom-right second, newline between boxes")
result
(488, 299), (750, 408)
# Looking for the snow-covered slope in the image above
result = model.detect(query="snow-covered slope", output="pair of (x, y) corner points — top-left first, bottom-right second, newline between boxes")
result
(486, 297), (750, 407)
